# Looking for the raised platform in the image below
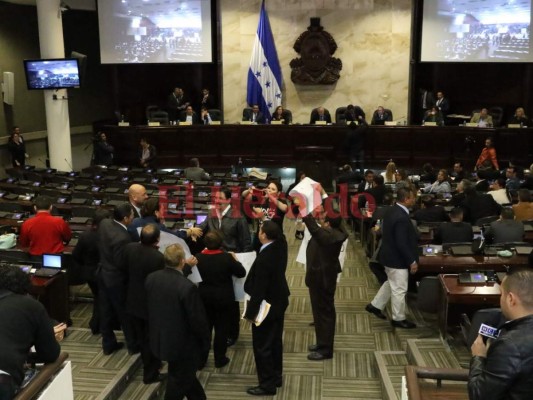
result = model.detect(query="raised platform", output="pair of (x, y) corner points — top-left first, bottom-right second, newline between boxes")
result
(104, 124), (533, 172)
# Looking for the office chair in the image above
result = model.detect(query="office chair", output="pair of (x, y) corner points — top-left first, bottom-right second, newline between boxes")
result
(145, 105), (159, 121)
(150, 110), (170, 125)
(0, 203), (24, 213)
(208, 109), (222, 122)
(489, 106), (504, 127)
(335, 107), (347, 124)
(460, 308), (503, 348)
(242, 107), (253, 121)
(71, 207), (96, 219)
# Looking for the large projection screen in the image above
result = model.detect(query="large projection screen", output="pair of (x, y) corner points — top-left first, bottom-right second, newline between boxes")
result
(421, 0), (532, 62)
(97, 0), (213, 64)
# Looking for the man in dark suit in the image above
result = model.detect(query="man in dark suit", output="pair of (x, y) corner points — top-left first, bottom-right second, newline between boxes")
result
(366, 188), (418, 329)
(463, 183), (502, 225)
(434, 207), (473, 244)
(359, 175), (389, 206)
(244, 221), (290, 396)
(180, 105), (200, 124)
(310, 106), (332, 124)
(167, 87), (189, 122)
(302, 205), (348, 361)
(413, 195), (448, 223)
(123, 224), (166, 384)
(97, 203), (134, 355)
(371, 106), (393, 125)
(72, 209), (111, 335)
(484, 208), (525, 244)
(357, 169), (375, 193)
(435, 91), (450, 116)
(243, 104), (266, 124)
(419, 88), (435, 123)
(146, 244), (210, 400)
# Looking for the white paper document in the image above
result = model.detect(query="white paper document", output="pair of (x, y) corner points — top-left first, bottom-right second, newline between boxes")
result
(242, 293), (271, 326)
(233, 252), (257, 301)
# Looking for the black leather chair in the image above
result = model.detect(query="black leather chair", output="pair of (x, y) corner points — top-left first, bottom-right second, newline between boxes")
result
(150, 110), (169, 125)
(208, 109), (222, 122)
(283, 109), (292, 124)
(335, 107), (347, 124)
(489, 106), (504, 127)
(309, 107), (331, 124)
(242, 107), (252, 121)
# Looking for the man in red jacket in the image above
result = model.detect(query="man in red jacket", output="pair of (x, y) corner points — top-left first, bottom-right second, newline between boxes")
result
(19, 196), (71, 256)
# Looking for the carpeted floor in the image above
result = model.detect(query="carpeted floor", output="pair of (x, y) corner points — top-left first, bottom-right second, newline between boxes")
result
(65, 220), (469, 399)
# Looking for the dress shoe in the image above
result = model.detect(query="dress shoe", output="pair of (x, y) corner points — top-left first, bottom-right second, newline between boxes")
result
(308, 344), (323, 352)
(295, 231), (304, 240)
(275, 380), (282, 388)
(215, 356), (230, 368)
(103, 342), (124, 355)
(391, 319), (417, 329)
(128, 347), (140, 355)
(307, 351), (333, 361)
(365, 303), (387, 320)
(143, 373), (168, 384)
(246, 386), (276, 396)
(227, 338), (236, 347)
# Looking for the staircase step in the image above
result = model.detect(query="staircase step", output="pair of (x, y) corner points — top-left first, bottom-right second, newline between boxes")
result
(120, 368), (165, 400)
(407, 338), (463, 369)
(374, 351), (408, 400)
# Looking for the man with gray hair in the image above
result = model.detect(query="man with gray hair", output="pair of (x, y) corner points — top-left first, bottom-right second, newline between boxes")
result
(469, 269), (533, 399)
(146, 244), (210, 400)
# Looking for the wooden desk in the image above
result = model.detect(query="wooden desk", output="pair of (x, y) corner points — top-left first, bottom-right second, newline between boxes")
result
(103, 124), (533, 170)
(438, 274), (501, 338)
(419, 254), (527, 275)
(30, 273), (70, 323)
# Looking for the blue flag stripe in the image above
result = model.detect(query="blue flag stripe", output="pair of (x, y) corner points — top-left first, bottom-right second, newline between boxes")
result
(246, 0), (282, 120)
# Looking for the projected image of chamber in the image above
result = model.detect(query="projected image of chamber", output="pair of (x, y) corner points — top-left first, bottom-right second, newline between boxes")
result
(97, 0), (212, 64)
(421, 0), (532, 62)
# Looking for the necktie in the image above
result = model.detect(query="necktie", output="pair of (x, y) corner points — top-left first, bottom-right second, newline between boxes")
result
(320, 115), (324, 121)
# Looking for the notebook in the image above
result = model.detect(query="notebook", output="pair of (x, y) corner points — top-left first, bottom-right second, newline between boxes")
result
(34, 254), (62, 277)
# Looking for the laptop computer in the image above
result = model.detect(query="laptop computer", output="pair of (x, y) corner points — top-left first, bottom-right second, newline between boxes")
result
(70, 217), (90, 225)
(450, 245), (474, 256)
(34, 254), (62, 278)
(515, 246), (533, 256)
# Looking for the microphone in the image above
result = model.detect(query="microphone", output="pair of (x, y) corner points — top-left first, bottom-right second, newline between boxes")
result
(64, 158), (74, 171)
(478, 323), (500, 341)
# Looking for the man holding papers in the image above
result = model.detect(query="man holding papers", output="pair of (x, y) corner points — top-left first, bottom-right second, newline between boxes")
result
(301, 204), (348, 361)
(244, 221), (290, 396)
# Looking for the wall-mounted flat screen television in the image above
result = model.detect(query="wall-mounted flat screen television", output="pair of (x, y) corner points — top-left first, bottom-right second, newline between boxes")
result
(23, 59), (80, 90)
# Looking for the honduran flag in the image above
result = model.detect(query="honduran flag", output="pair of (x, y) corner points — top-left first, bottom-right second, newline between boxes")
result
(246, 0), (282, 121)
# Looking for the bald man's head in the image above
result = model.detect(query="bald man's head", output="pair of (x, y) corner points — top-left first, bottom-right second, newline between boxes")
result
(128, 184), (148, 207)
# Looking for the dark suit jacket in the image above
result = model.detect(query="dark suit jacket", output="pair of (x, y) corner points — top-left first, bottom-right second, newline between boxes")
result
(243, 110), (266, 124)
(413, 206), (449, 223)
(180, 112), (200, 124)
(435, 97), (450, 115)
(198, 209), (252, 252)
(244, 239), (289, 321)
(378, 204), (419, 269)
(146, 268), (210, 366)
(434, 221), (473, 244)
(357, 180), (374, 194)
(184, 166), (209, 181)
(123, 243), (165, 319)
(196, 251), (246, 306)
(371, 110), (393, 125)
(310, 110), (332, 124)
(97, 219), (132, 287)
(93, 140), (114, 166)
(475, 179), (490, 192)
(303, 215), (348, 291)
(463, 194), (502, 225)
(72, 229), (99, 282)
(485, 220), (525, 244)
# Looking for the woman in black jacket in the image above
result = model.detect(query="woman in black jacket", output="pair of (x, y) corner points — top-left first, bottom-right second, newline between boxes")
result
(7, 130), (26, 168)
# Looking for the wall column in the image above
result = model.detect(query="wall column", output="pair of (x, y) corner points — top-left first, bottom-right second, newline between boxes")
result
(36, 0), (73, 171)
